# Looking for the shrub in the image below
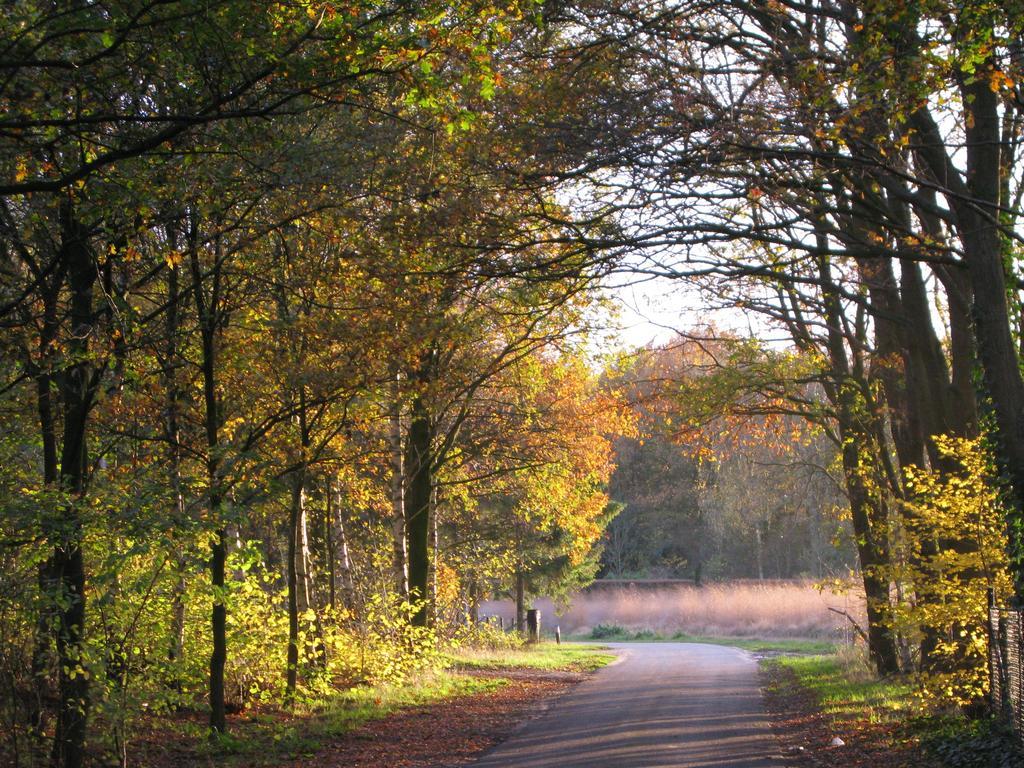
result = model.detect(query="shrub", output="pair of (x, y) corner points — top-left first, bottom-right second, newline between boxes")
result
(451, 620), (524, 651)
(591, 623), (626, 639)
(323, 593), (438, 688)
(887, 436), (1012, 708)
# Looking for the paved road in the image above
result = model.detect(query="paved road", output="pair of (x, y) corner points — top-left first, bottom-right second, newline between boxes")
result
(471, 643), (786, 768)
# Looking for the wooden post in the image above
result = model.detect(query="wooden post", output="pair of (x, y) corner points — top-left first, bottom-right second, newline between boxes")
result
(527, 609), (540, 644)
(555, 626), (561, 645)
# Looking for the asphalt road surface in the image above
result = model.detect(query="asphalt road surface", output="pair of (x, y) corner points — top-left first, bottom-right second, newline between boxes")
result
(471, 642), (787, 768)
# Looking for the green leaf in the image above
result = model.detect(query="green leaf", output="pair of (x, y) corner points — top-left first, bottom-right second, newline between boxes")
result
(480, 74), (495, 101)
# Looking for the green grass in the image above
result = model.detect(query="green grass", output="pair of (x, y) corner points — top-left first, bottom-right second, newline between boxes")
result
(308, 670), (504, 734)
(767, 654), (1024, 767)
(575, 624), (835, 654)
(770, 654), (913, 723)
(158, 644), (614, 765)
(194, 670), (504, 765)
(448, 641), (617, 672)
(671, 634), (836, 654)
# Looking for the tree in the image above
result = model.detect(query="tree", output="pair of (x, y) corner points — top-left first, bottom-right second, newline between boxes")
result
(534, 0), (1020, 675)
(1, 2), (537, 754)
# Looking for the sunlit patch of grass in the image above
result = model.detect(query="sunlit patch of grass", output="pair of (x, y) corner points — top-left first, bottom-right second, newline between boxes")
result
(193, 670), (505, 764)
(144, 646), (612, 765)
(308, 670), (503, 736)
(775, 654), (1024, 765)
(448, 642), (616, 672)
(772, 652), (914, 723)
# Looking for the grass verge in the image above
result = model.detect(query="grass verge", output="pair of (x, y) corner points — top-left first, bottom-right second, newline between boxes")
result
(576, 624), (835, 654)
(192, 642), (613, 764)
(761, 652), (934, 768)
(447, 641), (617, 672)
(675, 634), (836, 654)
(770, 654), (913, 723)
(142, 643), (614, 768)
(764, 653), (1024, 768)
(190, 670), (503, 764)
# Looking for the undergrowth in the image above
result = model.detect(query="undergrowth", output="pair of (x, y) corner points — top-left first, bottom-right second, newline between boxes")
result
(137, 639), (612, 766)
(771, 651), (1024, 768)
(922, 716), (1024, 768)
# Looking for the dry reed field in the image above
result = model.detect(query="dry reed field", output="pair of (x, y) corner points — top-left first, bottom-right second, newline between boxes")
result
(482, 580), (864, 640)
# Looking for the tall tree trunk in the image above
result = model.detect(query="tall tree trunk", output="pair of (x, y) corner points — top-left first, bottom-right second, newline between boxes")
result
(911, 77), (1024, 599)
(854, 251), (950, 669)
(856, 255), (924, 471)
(429, 488), (439, 624)
(839, 416), (901, 676)
(405, 390), (433, 627)
(286, 388), (314, 700)
(754, 522), (764, 581)
(190, 239), (227, 734)
(50, 204), (98, 768)
(29, 278), (60, 737)
(208, 522), (227, 733)
(933, 265), (978, 437)
(514, 569), (526, 635)
(468, 580), (479, 624)
(164, 261), (188, 669)
(332, 480), (355, 611)
(818, 252), (901, 674)
(286, 472), (301, 702)
(390, 375), (409, 599)
(325, 479), (336, 611)
(293, 474), (313, 614)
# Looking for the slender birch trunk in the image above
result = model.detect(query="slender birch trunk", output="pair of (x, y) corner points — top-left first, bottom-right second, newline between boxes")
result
(390, 374), (409, 599)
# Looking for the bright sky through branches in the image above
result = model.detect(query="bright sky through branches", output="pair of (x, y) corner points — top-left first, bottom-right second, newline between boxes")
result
(605, 274), (794, 351)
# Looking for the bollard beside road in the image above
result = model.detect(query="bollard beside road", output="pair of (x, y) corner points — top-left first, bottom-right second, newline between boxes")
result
(527, 608), (541, 643)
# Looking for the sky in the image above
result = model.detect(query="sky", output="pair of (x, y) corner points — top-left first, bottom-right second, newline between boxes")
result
(601, 273), (781, 353)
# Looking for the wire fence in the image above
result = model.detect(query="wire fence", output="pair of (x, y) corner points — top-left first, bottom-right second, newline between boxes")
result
(989, 590), (1024, 740)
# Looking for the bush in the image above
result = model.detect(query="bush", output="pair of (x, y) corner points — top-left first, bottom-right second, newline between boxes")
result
(323, 593), (438, 688)
(886, 436), (1012, 708)
(451, 620), (524, 651)
(591, 623), (627, 639)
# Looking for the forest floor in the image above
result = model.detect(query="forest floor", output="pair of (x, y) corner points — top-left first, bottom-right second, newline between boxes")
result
(283, 668), (583, 768)
(763, 653), (1024, 768)
(761, 655), (941, 768)
(129, 644), (614, 768)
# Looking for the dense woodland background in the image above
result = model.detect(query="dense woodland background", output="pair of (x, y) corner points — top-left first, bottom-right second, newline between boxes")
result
(2, 1), (1023, 766)
(602, 341), (855, 582)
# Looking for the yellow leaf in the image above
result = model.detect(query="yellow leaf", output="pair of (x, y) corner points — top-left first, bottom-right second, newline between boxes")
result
(989, 69), (1013, 93)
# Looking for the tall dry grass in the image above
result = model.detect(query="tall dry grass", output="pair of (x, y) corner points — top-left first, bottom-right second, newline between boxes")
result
(482, 580), (864, 639)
